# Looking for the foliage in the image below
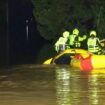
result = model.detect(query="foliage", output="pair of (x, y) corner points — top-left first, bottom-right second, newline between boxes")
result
(32, 0), (105, 40)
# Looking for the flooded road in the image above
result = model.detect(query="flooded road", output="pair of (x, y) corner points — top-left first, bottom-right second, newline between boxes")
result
(0, 64), (105, 105)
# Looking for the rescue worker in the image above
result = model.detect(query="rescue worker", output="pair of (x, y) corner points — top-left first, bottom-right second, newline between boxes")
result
(87, 30), (102, 55)
(55, 31), (70, 53)
(69, 28), (86, 48)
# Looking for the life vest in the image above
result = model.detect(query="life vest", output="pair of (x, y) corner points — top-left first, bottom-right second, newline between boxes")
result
(55, 37), (68, 52)
(69, 35), (81, 48)
(87, 37), (101, 53)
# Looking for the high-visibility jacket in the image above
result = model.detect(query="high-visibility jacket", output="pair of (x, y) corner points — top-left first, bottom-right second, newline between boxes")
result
(69, 35), (85, 48)
(87, 37), (101, 54)
(55, 37), (69, 52)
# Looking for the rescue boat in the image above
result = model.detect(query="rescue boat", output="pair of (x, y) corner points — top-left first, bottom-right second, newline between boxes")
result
(43, 48), (90, 64)
(71, 53), (105, 71)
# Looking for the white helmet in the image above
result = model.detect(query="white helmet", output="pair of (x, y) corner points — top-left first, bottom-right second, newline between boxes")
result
(63, 31), (70, 38)
(90, 30), (96, 36)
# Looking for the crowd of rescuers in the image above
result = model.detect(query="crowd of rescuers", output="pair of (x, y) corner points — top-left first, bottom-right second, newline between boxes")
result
(55, 28), (105, 55)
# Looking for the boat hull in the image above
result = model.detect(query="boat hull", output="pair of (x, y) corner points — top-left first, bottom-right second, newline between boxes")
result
(43, 48), (105, 71)
(71, 53), (105, 71)
(43, 49), (90, 64)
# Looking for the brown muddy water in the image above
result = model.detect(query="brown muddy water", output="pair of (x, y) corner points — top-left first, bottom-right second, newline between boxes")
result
(0, 64), (105, 105)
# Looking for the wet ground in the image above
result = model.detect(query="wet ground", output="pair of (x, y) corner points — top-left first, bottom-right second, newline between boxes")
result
(0, 64), (105, 105)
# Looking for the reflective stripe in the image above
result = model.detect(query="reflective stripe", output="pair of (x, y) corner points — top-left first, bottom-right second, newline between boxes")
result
(88, 45), (99, 52)
(74, 42), (81, 47)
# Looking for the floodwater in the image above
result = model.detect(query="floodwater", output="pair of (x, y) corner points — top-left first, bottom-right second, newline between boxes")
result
(0, 64), (105, 105)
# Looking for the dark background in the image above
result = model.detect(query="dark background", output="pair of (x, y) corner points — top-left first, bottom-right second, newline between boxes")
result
(0, 0), (50, 66)
(1, 0), (105, 67)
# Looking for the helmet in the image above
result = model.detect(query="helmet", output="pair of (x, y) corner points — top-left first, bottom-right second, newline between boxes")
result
(90, 30), (96, 36)
(73, 28), (79, 35)
(63, 31), (70, 38)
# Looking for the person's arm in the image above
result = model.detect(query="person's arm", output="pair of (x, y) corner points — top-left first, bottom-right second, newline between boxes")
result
(96, 38), (102, 48)
(100, 39), (105, 43)
(78, 35), (87, 41)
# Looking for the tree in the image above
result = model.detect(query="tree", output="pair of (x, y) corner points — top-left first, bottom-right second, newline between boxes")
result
(32, 0), (105, 40)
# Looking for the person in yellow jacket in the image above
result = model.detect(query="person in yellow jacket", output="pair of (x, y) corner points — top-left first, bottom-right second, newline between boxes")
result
(55, 31), (70, 53)
(69, 28), (86, 48)
(87, 30), (102, 55)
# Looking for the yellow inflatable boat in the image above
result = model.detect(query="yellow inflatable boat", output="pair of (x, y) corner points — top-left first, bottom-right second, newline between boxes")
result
(71, 53), (105, 71)
(43, 48), (105, 71)
(43, 49), (90, 64)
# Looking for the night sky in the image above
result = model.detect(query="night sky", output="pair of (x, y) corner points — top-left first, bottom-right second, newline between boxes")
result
(7, 0), (48, 65)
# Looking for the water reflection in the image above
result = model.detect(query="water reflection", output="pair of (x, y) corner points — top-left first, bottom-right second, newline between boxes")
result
(88, 74), (98, 105)
(55, 66), (85, 105)
(1, 65), (105, 105)
(55, 67), (105, 105)
(88, 70), (105, 105)
(55, 67), (70, 105)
